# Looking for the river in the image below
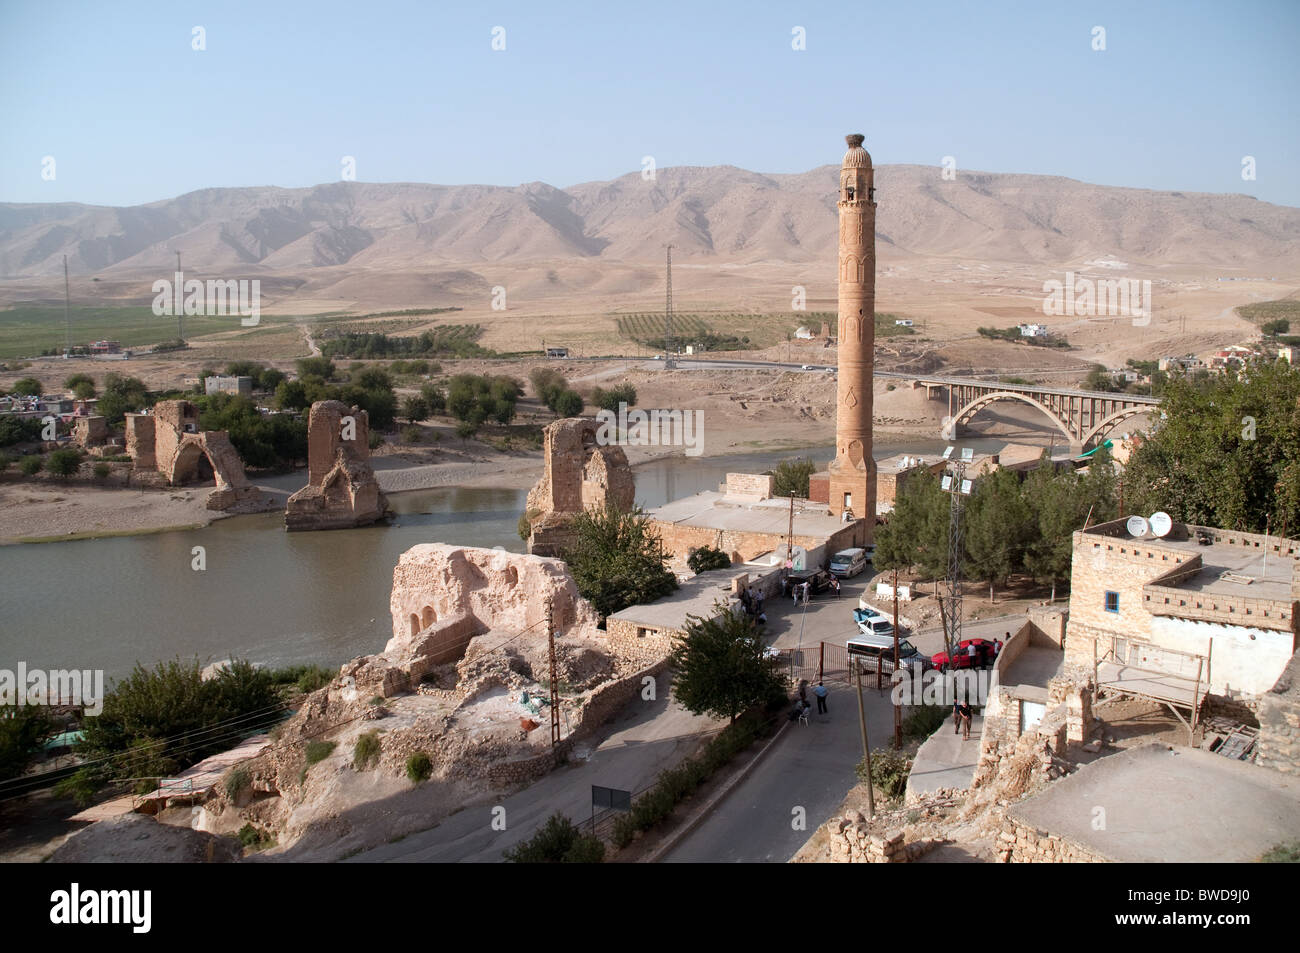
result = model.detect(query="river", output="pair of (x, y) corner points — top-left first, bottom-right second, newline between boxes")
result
(0, 436), (1029, 682)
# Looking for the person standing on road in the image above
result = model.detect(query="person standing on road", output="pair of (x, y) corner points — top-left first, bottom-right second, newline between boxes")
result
(814, 681), (828, 714)
(953, 697), (962, 734)
(831, 576), (841, 598)
(967, 641), (979, 669)
(755, 589), (764, 613)
(958, 701), (972, 740)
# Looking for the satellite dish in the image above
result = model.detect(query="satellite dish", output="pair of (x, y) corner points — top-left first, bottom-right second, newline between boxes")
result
(1127, 515), (1150, 537)
(1150, 512), (1172, 538)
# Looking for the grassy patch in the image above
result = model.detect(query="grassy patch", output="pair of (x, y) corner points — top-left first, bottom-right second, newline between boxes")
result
(304, 740), (336, 766)
(405, 751), (432, 783)
(353, 731), (381, 771)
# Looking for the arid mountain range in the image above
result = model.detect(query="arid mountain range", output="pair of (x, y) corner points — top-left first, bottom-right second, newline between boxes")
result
(3, 164), (1298, 281)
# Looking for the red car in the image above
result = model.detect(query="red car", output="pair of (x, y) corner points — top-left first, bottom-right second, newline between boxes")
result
(931, 638), (999, 671)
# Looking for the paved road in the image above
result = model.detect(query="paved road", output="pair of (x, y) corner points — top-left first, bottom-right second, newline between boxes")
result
(660, 582), (1028, 863)
(345, 670), (719, 862)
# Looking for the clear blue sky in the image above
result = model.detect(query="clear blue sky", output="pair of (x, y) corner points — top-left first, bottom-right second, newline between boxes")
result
(2, 0), (1297, 207)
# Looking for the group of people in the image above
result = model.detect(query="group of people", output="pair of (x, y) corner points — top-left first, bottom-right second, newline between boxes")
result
(790, 679), (830, 721)
(739, 585), (767, 625)
(962, 634), (1006, 669)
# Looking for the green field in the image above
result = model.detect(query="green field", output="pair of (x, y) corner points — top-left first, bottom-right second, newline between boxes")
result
(0, 305), (309, 359)
(1235, 298), (1300, 328)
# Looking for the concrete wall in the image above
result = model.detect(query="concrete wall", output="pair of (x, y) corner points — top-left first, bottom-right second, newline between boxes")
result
(724, 472), (774, 501)
(651, 520), (859, 571)
(1148, 615), (1293, 698)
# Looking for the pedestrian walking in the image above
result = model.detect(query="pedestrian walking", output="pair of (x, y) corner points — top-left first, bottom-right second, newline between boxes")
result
(958, 701), (972, 740)
(953, 697), (962, 734)
(755, 589), (764, 613)
(831, 576), (841, 598)
(814, 681), (828, 714)
(802, 581), (811, 605)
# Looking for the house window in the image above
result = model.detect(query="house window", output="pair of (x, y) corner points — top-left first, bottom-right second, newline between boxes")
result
(1104, 591), (1119, 613)
(637, 627), (653, 639)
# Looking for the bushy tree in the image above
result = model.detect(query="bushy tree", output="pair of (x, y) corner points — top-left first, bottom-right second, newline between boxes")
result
(96, 373), (149, 425)
(0, 415), (43, 447)
(592, 383), (637, 413)
(59, 658), (281, 803)
(670, 607), (786, 723)
(963, 466), (1033, 600)
(0, 705), (54, 781)
(9, 376), (42, 396)
(64, 373), (96, 399)
(401, 395), (430, 424)
(874, 467), (949, 579)
(447, 374), (520, 428)
(46, 447), (83, 478)
(553, 389), (584, 417)
(18, 454), (43, 476)
(770, 457), (816, 499)
(504, 813), (605, 863)
(295, 357), (335, 380)
(419, 382), (446, 415)
(563, 504), (678, 623)
(688, 545), (732, 574)
(1125, 360), (1300, 534)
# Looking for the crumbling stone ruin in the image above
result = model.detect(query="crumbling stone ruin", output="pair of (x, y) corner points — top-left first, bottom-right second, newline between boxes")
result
(124, 400), (257, 510)
(284, 401), (388, 530)
(524, 417), (634, 556)
(199, 544), (667, 856)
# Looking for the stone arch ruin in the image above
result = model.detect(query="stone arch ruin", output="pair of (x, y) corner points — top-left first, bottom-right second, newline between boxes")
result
(524, 417), (634, 556)
(125, 400), (257, 510)
(285, 400), (388, 531)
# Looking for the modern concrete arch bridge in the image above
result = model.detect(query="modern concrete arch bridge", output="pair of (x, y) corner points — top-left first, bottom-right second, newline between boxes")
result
(874, 371), (1160, 455)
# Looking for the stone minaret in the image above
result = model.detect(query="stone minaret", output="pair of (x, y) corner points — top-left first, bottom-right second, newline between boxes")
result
(827, 133), (877, 544)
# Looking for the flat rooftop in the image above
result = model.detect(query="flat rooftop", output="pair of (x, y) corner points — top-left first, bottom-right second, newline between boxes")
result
(1083, 524), (1295, 602)
(607, 569), (739, 629)
(1001, 646), (1064, 702)
(648, 490), (845, 540)
(1008, 743), (1300, 862)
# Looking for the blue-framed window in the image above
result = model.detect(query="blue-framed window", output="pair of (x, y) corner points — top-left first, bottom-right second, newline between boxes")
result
(1104, 591), (1119, 613)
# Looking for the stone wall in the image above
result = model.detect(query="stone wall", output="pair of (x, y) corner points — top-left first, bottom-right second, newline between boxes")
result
(994, 815), (1109, 863)
(73, 415), (107, 447)
(651, 519), (859, 571)
(124, 401), (257, 510)
(124, 414), (155, 469)
(825, 812), (946, 863)
(1256, 650), (1300, 775)
(724, 472), (774, 501)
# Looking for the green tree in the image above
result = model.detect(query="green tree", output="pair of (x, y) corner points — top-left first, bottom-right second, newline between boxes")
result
(529, 367), (568, 410)
(64, 373), (96, 399)
(96, 373), (149, 425)
(669, 607), (786, 723)
(10, 376), (42, 396)
(419, 382), (446, 415)
(295, 357), (336, 380)
(504, 813), (605, 863)
(46, 447), (83, 478)
(275, 379), (310, 411)
(963, 467), (1033, 601)
(60, 658), (282, 803)
(770, 457), (816, 499)
(351, 366), (394, 392)
(874, 467), (949, 579)
(687, 545), (732, 574)
(0, 706), (54, 781)
(592, 383), (637, 413)
(1262, 318), (1290, 338)
(562, 504), (678, 623)
(553, 389), (584, 417)
(1125, 360), (1298, 534)
(0, 416), (43, 447)
(1083, 364), (1119, 392)
(18, 455), (43, 476)
(401, 395), (430, 424)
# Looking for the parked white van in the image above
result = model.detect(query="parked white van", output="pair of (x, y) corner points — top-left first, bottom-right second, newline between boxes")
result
(829, 547), (868, 578)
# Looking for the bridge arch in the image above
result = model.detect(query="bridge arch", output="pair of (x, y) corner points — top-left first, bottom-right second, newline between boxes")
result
(1080, 404), (1157, 449)
(952, 391), (1076, 448)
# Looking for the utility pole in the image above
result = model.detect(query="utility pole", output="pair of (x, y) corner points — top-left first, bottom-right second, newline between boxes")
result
(63, 255), (71, 356)
(941, 455), (971, 663)
(854, 658), (875, 817)
(175, 251), (184, 342)
(547, 599), (560, 750)
(892, 567), (901, 748)
(663, 244), (675, 369)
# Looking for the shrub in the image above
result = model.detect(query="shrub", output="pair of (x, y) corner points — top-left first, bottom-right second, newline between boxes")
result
(504, 813), (605, 863)
(353, 731), (381, 771)
(46, 447), (83, 478)
(237, 823), (275, 850)
(1261, 840), (1300, 863)
(304, 740), (336, 766)
(856, 749), (912, 801)
(406, 751), (432, 783)
(687, 545), (731, 574)
(401, 424), (422, 443)
(902, 704), (950, 740)
(224, 766), (251, 799)
(92, 462), (112, 481)
(18, 455), (43, 476)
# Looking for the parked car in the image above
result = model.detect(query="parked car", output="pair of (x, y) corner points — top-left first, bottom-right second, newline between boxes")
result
(786, 568), (832, 595)
(855, 614), (896, 639)
(829, 547), (868, 578)
(846, 631), (930, 673)
(852, 606), (885, 625)
(931, 638), (999, 671)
